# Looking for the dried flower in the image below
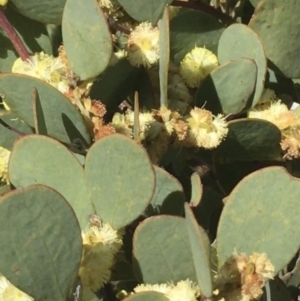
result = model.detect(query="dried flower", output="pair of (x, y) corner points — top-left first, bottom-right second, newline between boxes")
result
(186, 108), (228, 149)
(179, 47), (218, 88)
(127, 22), (159, 68)
(281, 135), (300, 159)
(0, 275), (34, 301)
(0, 147), (10, 184)
(248, 100), (300, 131)
(216, 252), (275, 301)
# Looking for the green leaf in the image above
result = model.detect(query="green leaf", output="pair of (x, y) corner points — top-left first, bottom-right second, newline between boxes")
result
(62, 0), (113, 80)
(147, 166), (185, 216)
(0, 184), (82, 301)
(170, 11), (225, 64)
(0, 73), (91, 145)
(10, 0), (66, 24)
(0, 112), (33, 150)
(218, 24), (267, 107)
(185, 204), (213, 297)
(8, 135), (91, 228)
(216, 118), (282, 161)
(133, 215), (197, 283)
(195, 58), (257, 114)
(0, 7), (52, 72)
(249, 0), (300, 78)
(117, 0), (173, 24)
(217, 166), (300, 273)
(159, 7), (170, 108)
(85, 134), (155, 229)
(124, 292), (169, 301)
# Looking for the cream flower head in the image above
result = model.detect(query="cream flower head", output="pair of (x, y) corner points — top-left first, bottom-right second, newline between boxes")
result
(248, 100), (300, 130)
(127, 22), (159, 68)
(0, 147), (10, 184)
(179, 46), (218, 88)
(167, 279), (200, 301)
(80, 221), (123, 291)
(133, 279), (200, 301)
(0, 275), (34, 301)
(186, 108), (228, 149)
(12, 52), (70, 94)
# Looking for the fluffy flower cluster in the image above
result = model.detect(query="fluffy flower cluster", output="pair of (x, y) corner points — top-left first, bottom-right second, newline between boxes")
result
(79, 217), (123, 301)
(248, 97), (300, 159)
(0, 147), (10, 184)
(0, 275), (33, 301)
(111, 106), (228, 162)
(186, 108), (228, 149)
(215, 252), (275, 301)
(119, 279), (200, 301)
(179, 46), (219, 88)
(127, 22), (159, 68)
(12, 51), (72, 95)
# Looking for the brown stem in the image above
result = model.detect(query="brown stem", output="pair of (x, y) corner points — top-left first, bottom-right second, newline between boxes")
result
(107, 16), (131, 35)
(0, 8), (30, 60)
(172, 0), (235, 26)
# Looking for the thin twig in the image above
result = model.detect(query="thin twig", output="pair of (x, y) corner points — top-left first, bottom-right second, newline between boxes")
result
(0, 7), (29, 60)
(0, 118), (26, 136)
(172, 0), (235, 26)
(107, 16), (131, 35)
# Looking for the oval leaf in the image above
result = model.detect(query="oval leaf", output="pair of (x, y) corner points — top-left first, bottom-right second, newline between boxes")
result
(218, 24), (267, 107)
(85, 134), (155, 229)
(216, 118), (282, 161)
(10, 0), (66, 24)
(8, 135), (91, 228)
(0, 184), (82, 301)
(133, 215), (197, 283)
(147, 166), (185, 216)
(217, 166), (300, 273)
(62, 0), (113, 80)
(249, 0), (300, 78)
(117, 0), (173, 24)
(0, 74), (91, 145)
(195, 58), (257, 114)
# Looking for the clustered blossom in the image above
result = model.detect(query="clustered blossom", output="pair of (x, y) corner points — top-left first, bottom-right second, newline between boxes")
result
(0, 275), (33, 301)
(12, 51), (72, 95)
(119, 279), (200, 301)
(179, 46), (219, 88)
(127, 22), (159, 68)
(186, 108), (228, 149)
(248, 97), (300, 159)
(215, 252), (275, 301)
(111, 106), (228, 162)
(79, 216), (123, 301)
(0, 147), (10, 184)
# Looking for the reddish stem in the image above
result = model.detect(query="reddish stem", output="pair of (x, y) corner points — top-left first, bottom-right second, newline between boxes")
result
(0, 8), (30, 61)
